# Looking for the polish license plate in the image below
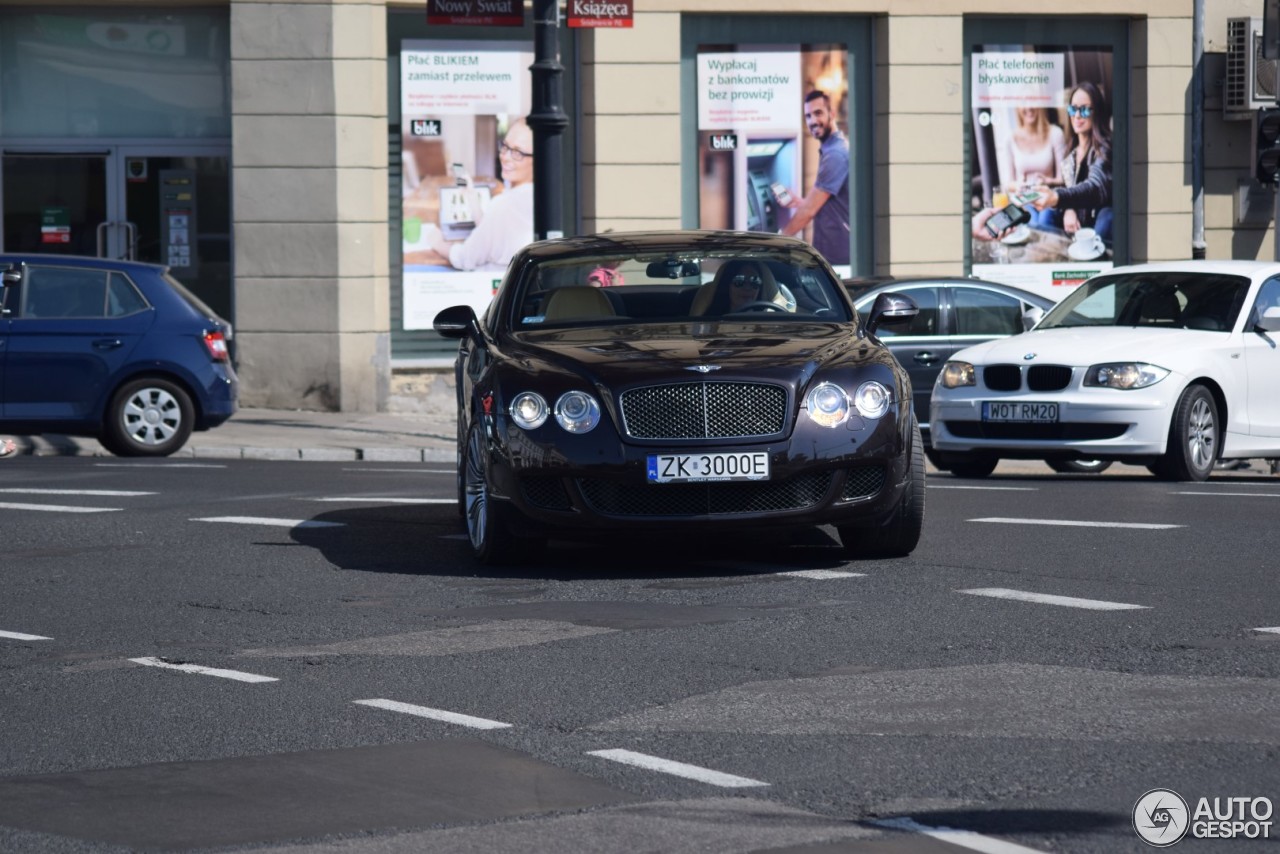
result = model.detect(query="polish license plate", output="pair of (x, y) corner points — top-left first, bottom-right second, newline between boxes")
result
(646, 452), (770, 483)
(982, 401), (1060, 423)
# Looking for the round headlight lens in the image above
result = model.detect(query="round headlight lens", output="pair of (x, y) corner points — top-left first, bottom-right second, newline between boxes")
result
(510, 391), (549, 430)
(806, 382), (850, 428)
(554, 391), (601, 433)
(940, 361), (976, 388)
(853, 381), (891, 419)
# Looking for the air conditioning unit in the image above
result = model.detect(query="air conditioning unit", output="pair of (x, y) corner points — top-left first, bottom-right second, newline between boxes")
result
(1225, 17), (1279, 119)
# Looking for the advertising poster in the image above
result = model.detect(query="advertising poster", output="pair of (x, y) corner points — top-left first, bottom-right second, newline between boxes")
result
(970, 44), (1117, 300)
(695, 45), (852, 274)
(400, 40), (533, 330)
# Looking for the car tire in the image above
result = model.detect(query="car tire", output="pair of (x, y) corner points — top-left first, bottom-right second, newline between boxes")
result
(1151, 384), (1218, 482)
(942, 452), (999, 479)
(839, 419), (925, 558)
(102, 377), (194, 457)
(1047, 459), (1113, 474)
(924, 447), (949, 472)
(463, 423), (520, 565)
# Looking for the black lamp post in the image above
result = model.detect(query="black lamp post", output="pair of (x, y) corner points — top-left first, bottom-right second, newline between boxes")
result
(528, 0), (569, 240)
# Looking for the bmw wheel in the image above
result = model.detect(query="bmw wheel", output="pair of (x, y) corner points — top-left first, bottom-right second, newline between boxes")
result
(1152, 384), (1217, 482)
(102, 378), (194, 457)
(940, 452), (999, 479)
(839, 418), (925, 558)
(463, 424), (519, 564)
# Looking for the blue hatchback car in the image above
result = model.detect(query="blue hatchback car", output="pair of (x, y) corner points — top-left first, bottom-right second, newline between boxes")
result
(0, 255), (237, 456)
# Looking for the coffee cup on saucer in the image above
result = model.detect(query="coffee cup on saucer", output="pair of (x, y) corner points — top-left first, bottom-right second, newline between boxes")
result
(1072, 227), (1104, 257)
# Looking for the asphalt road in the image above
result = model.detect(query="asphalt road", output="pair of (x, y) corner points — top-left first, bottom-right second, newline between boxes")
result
(0, 458), (1277, 853)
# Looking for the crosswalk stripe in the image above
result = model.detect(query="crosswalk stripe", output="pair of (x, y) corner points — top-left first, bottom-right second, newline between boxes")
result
(874, 817), (1048, 853)
(191, 516), (344, 528)
(1255, 627), (1280, 634)
(0, 502), (120, 513)
(353, 699), (511, 730)
(969, 517), (1181, 530)
(587, 749), (768, 788)
(960, 588), (1148, 611)
(128, 656), (278, 683)
(777, 570), (866, 580)
(0, 630), (52, 641)
(0, 488), (153, 496)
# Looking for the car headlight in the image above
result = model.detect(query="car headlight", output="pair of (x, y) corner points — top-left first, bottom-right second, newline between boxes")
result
(805, 382), (850, 428)
(510, 391), (549, 429)
(1084, 362), (1170, 390)
(554, 391), (601, 433)
(940, 361), (976, 388)
(853, 381), (891, 419)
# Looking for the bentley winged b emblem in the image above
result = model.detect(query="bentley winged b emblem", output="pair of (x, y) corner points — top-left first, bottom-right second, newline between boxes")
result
(685, 365), (722, 373)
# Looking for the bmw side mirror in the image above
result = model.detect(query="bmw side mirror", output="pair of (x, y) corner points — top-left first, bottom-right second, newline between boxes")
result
(433, 304), (482, 345)
(864, 292), (918, 338)
(1255, 305), (1280, 334)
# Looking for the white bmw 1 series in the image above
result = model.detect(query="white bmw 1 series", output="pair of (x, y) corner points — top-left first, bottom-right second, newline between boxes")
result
(929, 261), (1280, 481)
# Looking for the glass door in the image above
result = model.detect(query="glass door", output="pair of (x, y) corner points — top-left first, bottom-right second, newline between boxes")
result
(1, 147), (232, 325)
(1, 152), (113, 257)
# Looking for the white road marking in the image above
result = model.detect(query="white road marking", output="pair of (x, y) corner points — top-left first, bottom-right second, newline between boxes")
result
(1173, 491), (1280, 498)
(191, 516), (344, 528)
(969, 517), (1182, 530)
(0, 488), (154, 496)
(929, 485), (1038, 491)
(353, 698), (512, 730)
(342, 468), (449, 473)
(777, 570), (866, 580)
(0, 502), (121, 514)
(304, 497), (455, 504)
(874, 817), (1047, 853)
(0, 630), (51, 641)
(128, 656), (278, 683)
(960, 588), (1149, 611)
(95, 463), (226, 469)
(1256, 627), (1280, 634)
(587, 749), (768, 788)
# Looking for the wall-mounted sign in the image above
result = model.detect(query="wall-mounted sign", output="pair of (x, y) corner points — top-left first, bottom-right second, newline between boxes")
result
(567, 0), (633, 29)
(126, 158), (148, 183)
(426, 0), (523, 27)
(40, 207), (70, 244)
(160, 169), (198, 274)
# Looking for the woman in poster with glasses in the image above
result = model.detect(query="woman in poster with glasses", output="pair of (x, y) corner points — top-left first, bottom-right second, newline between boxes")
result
(423, 118), (534, 271)
(1031, 82), (1113, 243)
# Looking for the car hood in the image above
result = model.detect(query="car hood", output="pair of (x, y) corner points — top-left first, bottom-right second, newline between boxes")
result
(507, 322), (885, 387)
(952, 325), (1227, 368)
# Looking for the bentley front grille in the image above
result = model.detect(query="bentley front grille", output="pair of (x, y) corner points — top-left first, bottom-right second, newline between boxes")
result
(619, 382), (787, 440)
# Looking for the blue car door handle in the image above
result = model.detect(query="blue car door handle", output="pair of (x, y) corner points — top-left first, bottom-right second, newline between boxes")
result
(93, 338), (124, 350)
(913, 351), (938, 365)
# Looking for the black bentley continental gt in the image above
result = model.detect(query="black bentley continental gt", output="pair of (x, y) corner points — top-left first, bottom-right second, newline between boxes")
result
(433, 231), (923, 564)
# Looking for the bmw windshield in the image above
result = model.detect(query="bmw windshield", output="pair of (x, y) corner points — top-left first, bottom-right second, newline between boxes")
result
(1036, 272), (1250, 331)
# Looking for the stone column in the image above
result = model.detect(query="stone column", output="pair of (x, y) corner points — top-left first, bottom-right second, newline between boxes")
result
(230, 0), (390, 411)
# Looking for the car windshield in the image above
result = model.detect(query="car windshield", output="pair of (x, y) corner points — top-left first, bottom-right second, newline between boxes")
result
(1036, 272), (1251, 332)
(509, 249), (851, 330)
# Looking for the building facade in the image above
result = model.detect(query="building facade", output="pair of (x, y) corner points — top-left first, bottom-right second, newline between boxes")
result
(0, 0), (1268, 411)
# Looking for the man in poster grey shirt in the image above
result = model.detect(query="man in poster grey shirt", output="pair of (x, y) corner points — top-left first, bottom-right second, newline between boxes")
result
(780, 90), (850, 266)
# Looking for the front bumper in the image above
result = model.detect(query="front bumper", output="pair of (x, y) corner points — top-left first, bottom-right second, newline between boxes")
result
(930, 381), (1179, 459)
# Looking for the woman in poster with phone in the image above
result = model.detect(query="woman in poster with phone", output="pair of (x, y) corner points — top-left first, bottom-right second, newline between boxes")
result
(1002, 107), (1066, 227)
(1030, 82), (1114, 244)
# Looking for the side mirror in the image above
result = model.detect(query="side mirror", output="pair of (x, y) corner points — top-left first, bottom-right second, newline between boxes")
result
(1256, 305), (1280, 333)
(433, 304), (481, 342)
(864, 291), (918, 337)
(1, 264), (20, 287)
(1022, 305), (1045, 331)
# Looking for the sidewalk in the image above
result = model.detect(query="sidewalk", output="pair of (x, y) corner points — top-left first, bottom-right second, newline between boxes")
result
(5, 408), (458, 462)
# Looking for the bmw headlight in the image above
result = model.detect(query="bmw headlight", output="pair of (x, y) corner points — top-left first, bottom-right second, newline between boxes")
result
(853, 381), (891, 419)
(1084, 362), (1170, 390)
(554, 391), (601, 433)
(510, 391), (549, 430)
(940, 361), (976, 388)
(805, 382), (850, 428)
